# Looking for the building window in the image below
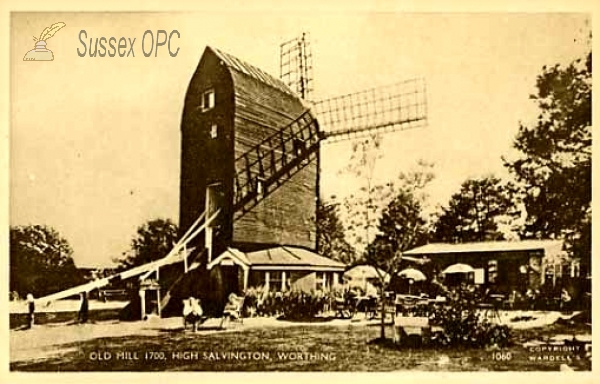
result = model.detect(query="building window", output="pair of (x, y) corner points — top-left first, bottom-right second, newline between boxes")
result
(250, 271), (266, 288)
(201, 89), (215, 111)
(210, 124), (218, 139)
(488, 260), (498, 284)
(315, 271), (328, 291)
(269, 271), (282, 292)
(571, 262), (580, 278)
(282, 271), (290, 291)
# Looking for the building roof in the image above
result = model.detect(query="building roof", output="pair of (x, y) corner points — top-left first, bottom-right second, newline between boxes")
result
(246, 246), (346, 269)
(208, 247), (346, 271)
(209, 46), (296, 97)
(404, 240), (565, 257)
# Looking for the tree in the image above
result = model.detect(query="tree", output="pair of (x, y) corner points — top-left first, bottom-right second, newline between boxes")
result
(363, 165), (434, 340)
(504, 52), (591, 272)
(316, 200), (356, 265)
(10, 225), (82, 297)
(340, 134), (434, 253)
(340, 134), (385, 253)
(117, 218), (179, 270)
(365, 190), (429, 277)
(431, 176), (518, 243)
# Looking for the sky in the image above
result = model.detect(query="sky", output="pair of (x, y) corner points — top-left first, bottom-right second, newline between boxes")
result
(9, 11), (591, 267)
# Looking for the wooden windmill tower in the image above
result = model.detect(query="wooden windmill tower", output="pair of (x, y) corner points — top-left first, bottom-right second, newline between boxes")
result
(35, 34), (427, 319)
(179, 44), (426, 249)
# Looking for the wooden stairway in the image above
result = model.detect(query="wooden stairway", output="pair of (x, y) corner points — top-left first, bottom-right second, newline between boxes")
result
(232, 109), (321, 219)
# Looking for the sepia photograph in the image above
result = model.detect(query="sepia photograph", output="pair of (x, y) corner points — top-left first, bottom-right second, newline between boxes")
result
(5, 6), (593, 375)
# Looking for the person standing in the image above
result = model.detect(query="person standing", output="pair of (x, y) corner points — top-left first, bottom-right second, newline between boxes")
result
(26, 293), (35, 329)
(560, 288), (572, 312)
(78, 292), (89, 324)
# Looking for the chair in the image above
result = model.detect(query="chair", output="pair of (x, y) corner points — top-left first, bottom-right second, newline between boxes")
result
(334, 297), (354, 319)
(362, 297), (378, 320)
(182, 297), (208, 332)
(501, 290), (518, 309)
(219, 293), (245, 328)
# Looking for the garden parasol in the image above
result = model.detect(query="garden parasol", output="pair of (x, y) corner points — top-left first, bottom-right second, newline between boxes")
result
(398, 268), (427, 281)
(442, 263), (475, 274)
(398, 267), (426, 294)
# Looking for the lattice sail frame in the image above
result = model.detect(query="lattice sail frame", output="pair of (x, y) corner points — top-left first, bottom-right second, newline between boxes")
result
(280, 33), (314, 100)
(311, 78), (428, 142)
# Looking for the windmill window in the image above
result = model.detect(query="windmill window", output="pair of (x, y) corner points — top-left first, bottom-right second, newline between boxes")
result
(256, 178), (265, 196)
(293, 138), (305, 156)
(201, 89), (215, 111)
(210, 124), (218, 139)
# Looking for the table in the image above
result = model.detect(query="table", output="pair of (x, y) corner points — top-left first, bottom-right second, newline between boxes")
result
(393, 315), (431, 345)
(354, 296), (377, 319)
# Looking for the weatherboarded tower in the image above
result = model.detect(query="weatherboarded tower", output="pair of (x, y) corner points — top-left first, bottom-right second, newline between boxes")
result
(180, 46), (319, 260)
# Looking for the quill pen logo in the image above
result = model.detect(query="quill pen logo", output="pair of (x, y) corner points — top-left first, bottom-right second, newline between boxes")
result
(23, 22), (66, 61)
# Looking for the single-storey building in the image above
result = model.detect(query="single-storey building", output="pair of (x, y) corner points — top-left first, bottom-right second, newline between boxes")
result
(207, 246), (346, 296)
(403, 240), (574, 294)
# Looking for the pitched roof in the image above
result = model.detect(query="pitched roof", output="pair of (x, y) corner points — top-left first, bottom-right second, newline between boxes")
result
(245, 246), (346, 269)
(209, 46), (295, 96)
(404, 240), (564, 256)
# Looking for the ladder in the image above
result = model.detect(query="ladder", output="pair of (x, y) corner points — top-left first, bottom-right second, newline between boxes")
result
(233, 109), (321, 218)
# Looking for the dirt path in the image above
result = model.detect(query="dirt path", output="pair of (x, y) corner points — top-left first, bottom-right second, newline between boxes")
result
(9, 299), (128, 314)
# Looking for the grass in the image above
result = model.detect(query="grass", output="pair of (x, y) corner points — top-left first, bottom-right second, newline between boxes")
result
(10, 322), (591, 372)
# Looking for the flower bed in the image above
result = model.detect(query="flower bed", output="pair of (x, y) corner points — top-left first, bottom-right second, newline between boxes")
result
(243, 287), (333, 320)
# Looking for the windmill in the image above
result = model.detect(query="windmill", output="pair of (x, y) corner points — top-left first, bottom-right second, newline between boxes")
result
(34, 33), (427, 319)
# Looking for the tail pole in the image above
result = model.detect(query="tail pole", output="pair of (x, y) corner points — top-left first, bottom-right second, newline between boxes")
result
(35, 209), (220, 305)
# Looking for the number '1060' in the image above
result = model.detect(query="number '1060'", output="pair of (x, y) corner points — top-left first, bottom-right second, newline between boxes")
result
(491, 352), (512, 361)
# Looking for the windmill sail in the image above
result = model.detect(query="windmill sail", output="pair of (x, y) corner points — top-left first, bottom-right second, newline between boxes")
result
(279, 33), (427, 141)
(312, 78), (428, 142)
(280, 33), (314, 100)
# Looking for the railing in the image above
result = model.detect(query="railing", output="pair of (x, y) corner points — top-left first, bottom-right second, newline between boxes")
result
(233, 109), (321, 213)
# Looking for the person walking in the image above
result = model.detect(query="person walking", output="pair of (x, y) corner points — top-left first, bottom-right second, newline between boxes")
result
(78, 292), (89, 324)
(26, 293), (35, 329)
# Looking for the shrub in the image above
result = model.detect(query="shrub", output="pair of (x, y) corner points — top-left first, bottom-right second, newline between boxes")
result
(426, 288), (511, 348)
(408, 290), (510, 348)
(279, 290), (329, 320)
(243, 287), (331, 320)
